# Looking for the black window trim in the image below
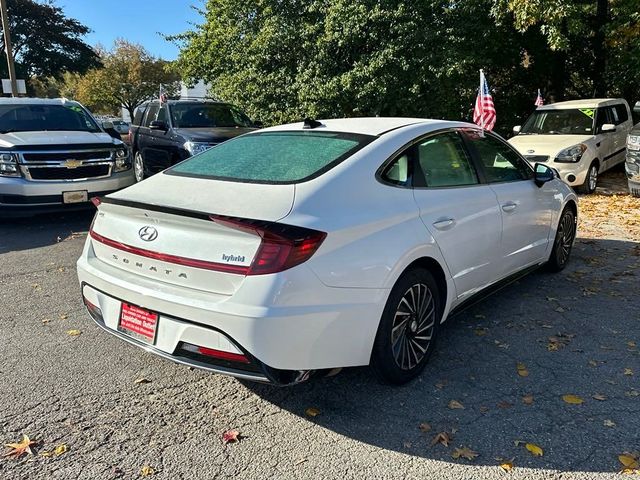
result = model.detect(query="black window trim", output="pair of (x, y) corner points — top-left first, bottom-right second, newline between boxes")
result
(460, 129), (535, 185)
(163, 130), (378, 185)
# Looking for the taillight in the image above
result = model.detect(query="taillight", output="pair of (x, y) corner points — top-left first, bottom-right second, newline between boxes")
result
(127, 128), (132, 144)
(209, 214), (326, 275)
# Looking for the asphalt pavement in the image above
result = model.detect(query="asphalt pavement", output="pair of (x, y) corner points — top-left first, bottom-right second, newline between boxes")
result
(0, 196), (638, 480)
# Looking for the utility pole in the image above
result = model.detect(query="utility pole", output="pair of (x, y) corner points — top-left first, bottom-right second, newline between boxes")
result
(0, 0), (18, 97)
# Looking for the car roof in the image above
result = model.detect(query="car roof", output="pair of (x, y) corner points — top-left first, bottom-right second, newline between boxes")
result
(0, 97), (82, 106)
(260, 117), (464, 136)
(538, 98), (626, 110)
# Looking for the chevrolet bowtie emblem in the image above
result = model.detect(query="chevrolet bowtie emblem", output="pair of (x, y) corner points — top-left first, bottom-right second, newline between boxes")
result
(64, 159), (83, 169)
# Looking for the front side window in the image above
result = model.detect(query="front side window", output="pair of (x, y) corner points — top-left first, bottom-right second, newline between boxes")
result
(170, 103), (253, 128)
(464, 131), (532, 183)
(0, 103), (100, 133)
(414, 132), (478, 187)
(520, 109), (594, 135)
(168, 131), (375, 183)
(142, 104), (159, 127)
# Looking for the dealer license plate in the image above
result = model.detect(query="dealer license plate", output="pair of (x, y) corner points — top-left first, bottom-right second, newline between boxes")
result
(118, 303), (158, 344)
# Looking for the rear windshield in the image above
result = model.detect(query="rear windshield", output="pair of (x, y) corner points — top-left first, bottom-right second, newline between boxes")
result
(167, 131), (375, 183)
(0, 104), (100, 134)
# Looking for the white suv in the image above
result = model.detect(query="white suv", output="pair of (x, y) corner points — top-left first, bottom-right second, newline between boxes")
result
(0, 98), (135, 216)
(509, 99), (632, 193)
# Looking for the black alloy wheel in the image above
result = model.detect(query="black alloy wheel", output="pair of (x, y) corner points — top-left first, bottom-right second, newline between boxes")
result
(547, 207), (576, 272)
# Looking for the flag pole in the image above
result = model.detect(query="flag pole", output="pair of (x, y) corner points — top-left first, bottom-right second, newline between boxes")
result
(479, 69), (485, 131)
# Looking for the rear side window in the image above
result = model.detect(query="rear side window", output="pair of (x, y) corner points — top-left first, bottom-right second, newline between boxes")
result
(167, 131), (375, 184)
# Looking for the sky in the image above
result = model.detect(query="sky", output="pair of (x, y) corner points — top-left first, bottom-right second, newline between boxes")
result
(58, 0), (204, 60)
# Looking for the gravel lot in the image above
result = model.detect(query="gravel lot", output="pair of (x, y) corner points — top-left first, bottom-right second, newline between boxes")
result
(1, 173), (638, 480)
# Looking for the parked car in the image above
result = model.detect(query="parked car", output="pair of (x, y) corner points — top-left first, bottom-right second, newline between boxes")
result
(509, 99), (633, 193)
(78, 117), (578, 385)
(112, 120), (130, 135)
(128, 99), (260, 182)
(0, 98), (134, 216)
(626, 124), (640, 197)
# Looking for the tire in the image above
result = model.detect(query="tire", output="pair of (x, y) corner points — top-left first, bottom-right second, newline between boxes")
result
(370, 267), (442, 385)
(629, 180), (640, 198)
(133, 151), (145, 182)
(577, 162), (598, 194)
(547, 207), (576, 272)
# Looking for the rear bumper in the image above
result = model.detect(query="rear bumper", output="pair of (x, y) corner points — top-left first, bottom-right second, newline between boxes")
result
(76, 240), (388, 383)
(0, 171), (135, 216)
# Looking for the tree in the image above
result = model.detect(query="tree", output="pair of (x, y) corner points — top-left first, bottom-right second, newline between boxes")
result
(1, 0), (99, 79)
(75, 40), (180, 120)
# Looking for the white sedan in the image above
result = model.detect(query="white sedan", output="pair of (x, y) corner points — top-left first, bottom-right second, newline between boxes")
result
(77, 118), (578, 385)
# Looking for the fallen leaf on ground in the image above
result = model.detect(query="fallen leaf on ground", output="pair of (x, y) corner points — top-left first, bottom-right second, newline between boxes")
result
(41, 319), (51, 325)
(474, 314), (486, 319)
(53, 444), (68, 455)
(604, 419), (616, 427)
(628, 341), (637, 348)
(499, 458), (515, 472)
(134, 378), (151, 384)
(452, 447), (479, 460)
(435, 380), (447, 389)
(222, 429), (240, 444)
(479, 406), (489, 413)
(418, 423), (431, 432)
(525, 443), (543, 457)
(474, 328), (488, 336)
(624, 368), (633, 376)
(588, 360), (598, 367)
(3, 434), (37, 458)
(305, 407), (320, 417)
(59, 314), (68, 320)
(431, 431), (452, 447)
(448, 400), (464, 409)
(140, 465), (155, 476)
(66, 329), (81, 336)
(562, 394), (584, 405)
(592, 394), (606, 401)
(497, 401), (513, 409)
(626, 390), (639, 397)
(619, 453), (639, 470)
(516, 362), (529, 377)
(547, 333), (573, 351)
(522, 394), (534, 405)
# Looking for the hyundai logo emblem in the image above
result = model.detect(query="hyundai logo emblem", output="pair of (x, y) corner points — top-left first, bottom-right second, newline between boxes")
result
(138, 226), (158, 242)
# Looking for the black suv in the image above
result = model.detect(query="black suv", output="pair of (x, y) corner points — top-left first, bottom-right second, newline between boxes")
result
(129, 99), (260, 181)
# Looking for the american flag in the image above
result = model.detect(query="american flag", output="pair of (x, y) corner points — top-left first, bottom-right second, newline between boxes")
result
(473, 70), (496, 131)
(534, 89), (544, 107)
(159, 84), (167, 103)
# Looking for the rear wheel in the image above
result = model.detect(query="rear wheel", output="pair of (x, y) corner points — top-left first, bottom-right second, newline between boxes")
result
(134, 151), (145, 182)
(547, 207), (576, 272)
(577, 162), (598, 194)
(371, 268), (441, 385)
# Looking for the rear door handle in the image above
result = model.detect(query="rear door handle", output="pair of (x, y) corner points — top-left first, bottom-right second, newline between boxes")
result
(432, 218), (455, 230)
(502, 202), (517, 212)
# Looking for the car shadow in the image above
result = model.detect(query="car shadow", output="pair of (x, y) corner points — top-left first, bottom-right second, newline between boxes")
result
(0, 209), (95, 254)
(244, 237), (640, 473)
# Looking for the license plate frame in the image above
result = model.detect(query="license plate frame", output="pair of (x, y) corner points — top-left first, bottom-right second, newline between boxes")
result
(118, 303), (159, 345)
(62, 190), (88, 204)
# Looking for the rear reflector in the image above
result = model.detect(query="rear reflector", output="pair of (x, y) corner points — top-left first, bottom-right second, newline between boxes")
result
(82, 295), (103, 322)
(197, 346), (250, 364)
(210, 214), (326, 275)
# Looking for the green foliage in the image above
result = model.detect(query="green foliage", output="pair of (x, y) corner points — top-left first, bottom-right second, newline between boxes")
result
(74, 40), (180, 119)
(2, 0), (99, 79)
(172, 0), (639, 131)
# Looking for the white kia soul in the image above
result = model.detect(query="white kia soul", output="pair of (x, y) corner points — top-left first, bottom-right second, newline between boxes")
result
(509, 99), (632, 193)
(77, 118), (578, 385)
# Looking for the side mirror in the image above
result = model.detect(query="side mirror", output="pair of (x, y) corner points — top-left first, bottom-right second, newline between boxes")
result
(149, 120), (168, 131)
(102, 121), (114, 130)
(534, 163), (555, 187)
(513, 125), (521, 135)
(600, 123), (616, 133)
(253, 120), (264, 128)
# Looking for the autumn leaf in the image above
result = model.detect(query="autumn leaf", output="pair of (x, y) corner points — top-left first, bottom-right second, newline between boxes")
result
(624, 368), (633, 376)
(588, 360), (598, 367)
(525, 443), (543, 457)
(474, 328), (488, 336)
(431, 431), (452, 447)
(418, 423), (431, 432)
(452, 447), (479, 460)
(516, 362), (529, 377)
(592, 394), (606, 401)
(140, 465), (155, 476)
(3, 434), (37, 458)
(305, 407), (320, 417)
(134, 378), (151, 384)
(604, 419), (616, 427)
(222, 429), (240, 444)
(497, 401), (513, 409)
(499, 458), (515, 472)
(59, 313), (68, 320)
(522, 394), (534, 405)
(562, 394), (584, 405)
(448, 400), (464, 410)
(619, 453), (639, 470)
(66, 329), (81, 336)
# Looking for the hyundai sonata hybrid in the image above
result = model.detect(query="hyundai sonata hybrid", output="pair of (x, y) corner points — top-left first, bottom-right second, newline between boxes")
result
(77, 117), (578, 385)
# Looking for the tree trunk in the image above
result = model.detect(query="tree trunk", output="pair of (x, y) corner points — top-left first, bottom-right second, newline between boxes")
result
(592, 0), (608, 96)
